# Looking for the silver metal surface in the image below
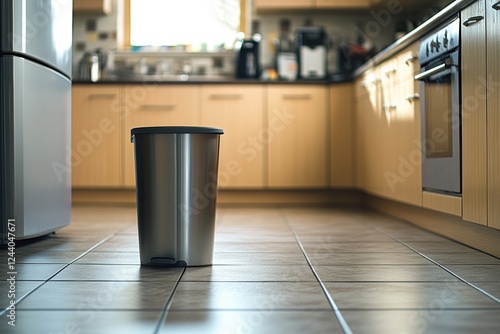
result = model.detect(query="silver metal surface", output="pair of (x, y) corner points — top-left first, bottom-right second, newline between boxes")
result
(1, 0), (72, 244)
(1, 0), (73, 77)
(133, 131), (221, 267)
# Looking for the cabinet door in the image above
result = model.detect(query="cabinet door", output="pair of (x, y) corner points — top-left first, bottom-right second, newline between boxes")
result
(123, 85), (201, 187)
(201, 85), (265, 188)
(384, 76), (422, 206)
(267, 85), (328, 188)
(487, 0), (500, 229)
(330, 84), (354, 187)
(71, 85), (121, 187)
(316, 0), (371, 8)
(255, 0), (313, 10)
(462, 1), (488, 225)
(73, 0), (112, 14)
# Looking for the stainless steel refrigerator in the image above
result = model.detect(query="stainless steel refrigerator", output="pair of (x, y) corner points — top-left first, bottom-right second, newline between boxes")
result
(1, 0), (73, 244)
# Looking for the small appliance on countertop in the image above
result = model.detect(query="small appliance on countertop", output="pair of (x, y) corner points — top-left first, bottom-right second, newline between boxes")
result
(234, 34), (261, 79)
(295, 26), (327, 80)
(78, 48), (107, 82)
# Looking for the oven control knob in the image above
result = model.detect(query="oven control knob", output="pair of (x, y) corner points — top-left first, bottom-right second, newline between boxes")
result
(443, 30), (449, 49)
(435, 36), (441, 52)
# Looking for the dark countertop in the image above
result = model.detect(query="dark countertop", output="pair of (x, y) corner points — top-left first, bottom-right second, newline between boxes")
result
(72, 73), (353, 85)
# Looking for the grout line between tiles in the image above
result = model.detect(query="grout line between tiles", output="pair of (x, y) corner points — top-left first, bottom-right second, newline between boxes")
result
(280, 209), (354, 334)
(0, 224), (135, 317)
(153, 265), (187, 334)
(360, 220), (500, 304)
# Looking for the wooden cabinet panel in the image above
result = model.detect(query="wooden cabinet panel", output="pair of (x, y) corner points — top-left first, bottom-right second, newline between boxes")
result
(73, 0), (112, 14)
(316, 0), (371, 8)
(461, 0), (488, 225)
(353, 43), (422, 206)
(123, 85), (201, 187)
(255, 0), (313, 10)
(71, 85), (121, 187)
(330, 84), (354, 187)
(268, 85), (328, 188)
(200, 85), (265, 188)
(487, 0), (500, 229)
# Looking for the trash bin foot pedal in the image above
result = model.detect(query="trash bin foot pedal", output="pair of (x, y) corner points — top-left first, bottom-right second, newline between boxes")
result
(148, 257), (186, 267)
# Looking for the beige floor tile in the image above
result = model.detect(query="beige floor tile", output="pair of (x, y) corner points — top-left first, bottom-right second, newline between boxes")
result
(17, 281), (176, 310)
(445, 265), (500, 282)
(324, 282), (500, 309)
(75, 252), (141, 265)
(302, 241), (411, 253)
(213, 252), (307, 265)
(214, 241), (302, 253)
(51, 264), (183, 281)
(0, 310), (161, 334)
(426, 252), (500, 265)
(15, 251), (84, 264)
(471, 282), (500, 300)
(342, 310), (500, 334)
(315, 265), (460, 282)
(181, 265), (317, 282)
(307, 252), (432, 266)
(404, 241), (478, 253)
(0, 263), (66, 281)
(161, 310), (344, 334)
(0, 281), (42, 309)
(169, 282), (330, 310)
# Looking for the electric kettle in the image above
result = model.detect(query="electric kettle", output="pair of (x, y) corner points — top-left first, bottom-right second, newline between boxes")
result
(78, 48), (107, 82)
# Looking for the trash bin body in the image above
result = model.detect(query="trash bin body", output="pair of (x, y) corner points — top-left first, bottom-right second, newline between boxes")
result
(131, 126), (223, 267)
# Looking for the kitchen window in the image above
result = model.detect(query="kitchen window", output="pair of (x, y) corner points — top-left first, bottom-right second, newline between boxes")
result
(126, 0), (242, 50)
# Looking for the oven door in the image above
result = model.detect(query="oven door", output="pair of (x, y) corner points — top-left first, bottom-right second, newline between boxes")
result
(415, 50), (461, 195)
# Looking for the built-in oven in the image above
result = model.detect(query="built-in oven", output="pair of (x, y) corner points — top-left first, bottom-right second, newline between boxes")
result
(415, 15), (461, 195)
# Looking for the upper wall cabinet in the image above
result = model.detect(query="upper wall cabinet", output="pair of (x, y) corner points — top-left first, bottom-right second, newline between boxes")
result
(255, 0), (370, 11)
(74, 0), (112, 15)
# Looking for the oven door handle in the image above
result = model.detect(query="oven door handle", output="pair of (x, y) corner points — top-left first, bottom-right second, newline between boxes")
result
(414, 61), (451, 81)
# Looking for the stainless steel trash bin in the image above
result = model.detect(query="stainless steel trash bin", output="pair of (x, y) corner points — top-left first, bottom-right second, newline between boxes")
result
(131, 126), (223, 267)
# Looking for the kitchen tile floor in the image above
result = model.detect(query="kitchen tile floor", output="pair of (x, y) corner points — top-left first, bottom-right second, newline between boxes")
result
(1, 205), (500, 333)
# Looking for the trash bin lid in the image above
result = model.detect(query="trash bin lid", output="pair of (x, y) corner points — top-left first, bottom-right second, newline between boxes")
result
(131, 126), (224, 136)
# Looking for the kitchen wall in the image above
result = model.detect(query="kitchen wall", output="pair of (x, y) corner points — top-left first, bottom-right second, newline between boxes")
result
(72, 0), (449, 77)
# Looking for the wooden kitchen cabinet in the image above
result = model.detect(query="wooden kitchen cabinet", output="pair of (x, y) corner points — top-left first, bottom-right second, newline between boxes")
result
(316, 0), (371, 9)
(267, 85), (328, 188)
(122, 85), (201, 187)
(255, 0), (370, 10)
(461, 0), (500, 230)
(255, 0), (313, 10)
(73, 0), (112, 15)
(200, 85), (265, 189)
(487, 0), (500, 229)
(330, 84), (354, 187)
(353, 43), (422, 206)
(71, 85), (122, 187)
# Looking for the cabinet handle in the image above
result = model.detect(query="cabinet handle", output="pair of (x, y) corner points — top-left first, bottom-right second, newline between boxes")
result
(404, 56), (418, 66)
(493, 1), (500, 10)
(362, 78), (381, 88)
(384, 68), (397, 76)
(140, 104), (176, 111)
(282, 94), (312, 100)
(209, 94), (242, 100)
(88, 93), (116, 100)
(406, 93), (420, 102)
(463, 16), (484, 27)
(383, 104), (397, 112)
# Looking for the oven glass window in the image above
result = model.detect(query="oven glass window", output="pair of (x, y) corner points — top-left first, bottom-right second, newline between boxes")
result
(424, 74), (453, 158)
